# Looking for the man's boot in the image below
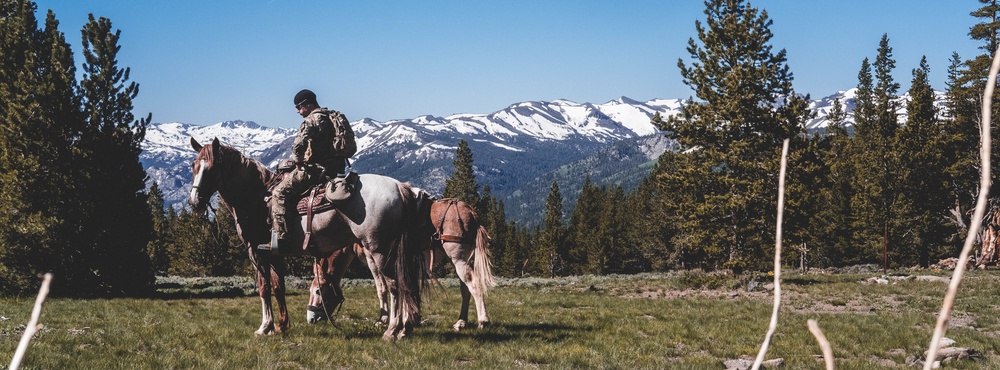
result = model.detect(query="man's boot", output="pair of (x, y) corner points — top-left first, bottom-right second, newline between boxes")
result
(270, 201), (295, 253)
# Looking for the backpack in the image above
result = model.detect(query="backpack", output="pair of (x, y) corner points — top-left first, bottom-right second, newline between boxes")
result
(326, 110), (357, 158)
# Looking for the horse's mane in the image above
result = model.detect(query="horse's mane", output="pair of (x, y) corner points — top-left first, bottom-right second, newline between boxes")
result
(214, 143), (276, 187)
(201, 142), (276, 245)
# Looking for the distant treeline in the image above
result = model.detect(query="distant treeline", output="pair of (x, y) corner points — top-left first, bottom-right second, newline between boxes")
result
(4, 0), (1000, 296)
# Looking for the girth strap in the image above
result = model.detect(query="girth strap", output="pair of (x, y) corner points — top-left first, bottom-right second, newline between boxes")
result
(303, 186), (317, 251)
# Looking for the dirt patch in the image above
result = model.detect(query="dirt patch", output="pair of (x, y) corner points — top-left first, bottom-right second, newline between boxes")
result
(622, 286), (913, 316)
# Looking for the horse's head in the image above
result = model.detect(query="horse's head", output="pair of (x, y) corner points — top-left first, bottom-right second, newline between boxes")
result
(188, 137), (223, 211)
(307, 250), (349, 324)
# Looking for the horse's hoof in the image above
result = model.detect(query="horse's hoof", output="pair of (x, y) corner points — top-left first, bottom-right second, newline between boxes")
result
(453, 320), (467, 332)
(477, 320), (490, 329)
(378, 315), (389, 325)
(382, 332), (398, 342)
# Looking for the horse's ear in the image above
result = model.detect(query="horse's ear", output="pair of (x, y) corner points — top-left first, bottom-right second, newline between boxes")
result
(191, 137), (203, 152)
(211, 137), (221, 151)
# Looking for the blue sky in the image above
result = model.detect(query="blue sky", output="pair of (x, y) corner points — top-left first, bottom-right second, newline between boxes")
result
(34, 1), (981, 129)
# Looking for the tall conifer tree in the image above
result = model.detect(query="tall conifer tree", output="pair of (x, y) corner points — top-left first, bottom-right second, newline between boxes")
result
(74, 14), (153, 295)
(0, 2), (88, 294)
(851, 35), (904, 267)
(943, 52), (980, 239)
(443, 139), (480, 207)
(537, 181), (565, 277)
(896, 57), (950, 266)
(817, 98), (861, 266)
(147, 182), (169, 274)
(655, 0), (810, 271)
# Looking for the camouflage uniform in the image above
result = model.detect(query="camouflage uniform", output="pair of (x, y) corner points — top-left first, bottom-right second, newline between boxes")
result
(270, 108), (350, 239)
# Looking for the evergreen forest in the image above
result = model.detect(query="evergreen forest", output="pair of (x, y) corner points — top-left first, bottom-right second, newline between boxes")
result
(3, 0), (1000, 296)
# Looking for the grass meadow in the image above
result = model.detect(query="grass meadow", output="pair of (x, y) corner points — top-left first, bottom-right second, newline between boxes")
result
(2, 269), (1000, 369)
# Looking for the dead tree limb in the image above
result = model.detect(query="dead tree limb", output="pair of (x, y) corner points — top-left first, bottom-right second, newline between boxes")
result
(752, 139), (789, 370)
(923, 45), (1000, 369)
(9, 273), (53, 370)
(808, 319), (834, 370)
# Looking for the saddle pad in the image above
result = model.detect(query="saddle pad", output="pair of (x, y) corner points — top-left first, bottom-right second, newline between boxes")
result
(296, 185), (336, 215)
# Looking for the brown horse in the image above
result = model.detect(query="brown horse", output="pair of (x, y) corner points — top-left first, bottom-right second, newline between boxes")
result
(189, 137), (429, 340)
(309, 194), (495, 331)
(306, 243), (391, 325)
(428, 197), (496, 330)
(188, 138), (289, 336)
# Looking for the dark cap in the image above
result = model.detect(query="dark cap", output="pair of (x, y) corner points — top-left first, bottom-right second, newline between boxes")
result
(294, 89), (317, 106)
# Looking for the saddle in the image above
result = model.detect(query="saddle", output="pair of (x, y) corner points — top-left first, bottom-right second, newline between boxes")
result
(433, 198), (476, 243)
(293, 171), (360, 215)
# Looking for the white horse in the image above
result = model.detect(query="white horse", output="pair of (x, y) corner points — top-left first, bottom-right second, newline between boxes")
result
(309, 195), (495, 331)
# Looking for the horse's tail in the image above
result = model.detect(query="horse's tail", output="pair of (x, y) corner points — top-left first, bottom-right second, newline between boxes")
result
(473, 225), (496, 294)
(393, 182), (430, 323)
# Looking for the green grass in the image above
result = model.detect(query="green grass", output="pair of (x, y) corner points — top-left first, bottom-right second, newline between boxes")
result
(2, 270), (999, 369)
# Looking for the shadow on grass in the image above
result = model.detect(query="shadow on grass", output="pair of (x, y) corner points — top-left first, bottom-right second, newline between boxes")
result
(426, 322), (576, 343)
(306, 321), (578, 343)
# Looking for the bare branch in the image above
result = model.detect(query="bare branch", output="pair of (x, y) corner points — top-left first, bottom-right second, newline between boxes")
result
(752, 139), (789, 370)
(808, 319), (834, 370)
(9, 273), (54, 370)
(923, 45), (1000, 369)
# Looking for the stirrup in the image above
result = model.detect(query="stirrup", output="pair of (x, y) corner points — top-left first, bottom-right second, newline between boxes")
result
(269, 231), (283, 251)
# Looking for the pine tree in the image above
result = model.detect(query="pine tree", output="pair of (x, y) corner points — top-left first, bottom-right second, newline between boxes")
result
(537, 180), (566, 277)
(478, 185), (509, 276)
(784, 133), (829, 269)
(815, 98), (861, 266)
(496, 220), (517, 277)
(210, 199), (249, 276)
(566, 177), (602, 275)
(960, 1), (1000, 263)
(943, 52), (980, 241)
(0, 2), (90, 294)
(633, 174), (673, 271)
(896, 56), (951, 267)
(147, 182), (169, 274)
(443, 139), (480, 207)
(74, 14), (153, 295)
(851, 34), (904, 267)
(655, 0), (810, 271)
(601, 185), (635, 274)
(165, 209), (212, 277)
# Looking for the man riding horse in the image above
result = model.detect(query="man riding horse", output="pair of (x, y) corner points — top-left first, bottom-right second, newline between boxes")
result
(270, 89), (355, 251)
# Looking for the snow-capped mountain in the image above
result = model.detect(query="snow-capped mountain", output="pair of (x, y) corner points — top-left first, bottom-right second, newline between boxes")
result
(143, 97), (684, 218)
(805, 88), (949, 132)
(143, 90), (943, 223)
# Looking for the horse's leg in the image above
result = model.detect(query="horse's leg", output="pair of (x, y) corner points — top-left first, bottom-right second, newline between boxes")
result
(249, 248), (275, 336)
(363, 250), (389, 324)
(271, 254), (289, 334)
(383, 280), (402, 341)
(455, 278), (473, 332)
(442, 241), (473, 331)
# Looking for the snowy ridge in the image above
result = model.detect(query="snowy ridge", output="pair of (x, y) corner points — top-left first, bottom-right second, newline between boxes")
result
(143, 91), (945, 216)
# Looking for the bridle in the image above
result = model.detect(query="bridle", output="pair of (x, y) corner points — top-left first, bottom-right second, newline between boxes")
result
(190, 158), (218, 214)
(311, 257), (344, 327)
